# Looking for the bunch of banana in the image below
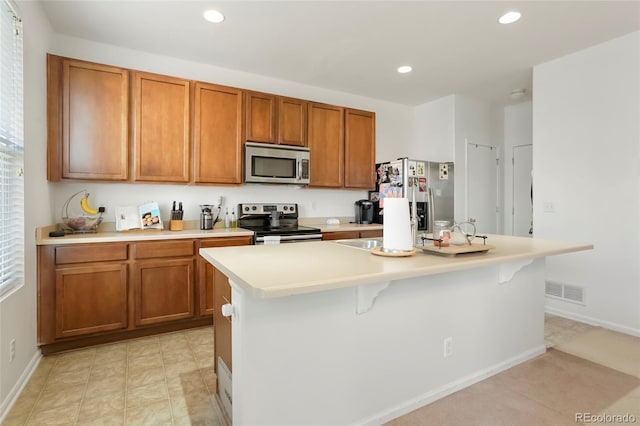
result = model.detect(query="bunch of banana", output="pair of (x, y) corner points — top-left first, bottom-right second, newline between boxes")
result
(80, 192), (100, 215)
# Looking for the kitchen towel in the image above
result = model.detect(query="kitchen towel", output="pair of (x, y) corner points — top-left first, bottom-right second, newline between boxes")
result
(383, 197), (413, 251)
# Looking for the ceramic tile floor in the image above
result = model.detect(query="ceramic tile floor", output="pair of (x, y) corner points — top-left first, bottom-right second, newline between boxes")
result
(2, 327), (226, 426)
(3, 315), (640, 425)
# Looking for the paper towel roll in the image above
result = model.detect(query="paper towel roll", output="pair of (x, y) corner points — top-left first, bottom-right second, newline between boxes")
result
(383, 197), (413, 251)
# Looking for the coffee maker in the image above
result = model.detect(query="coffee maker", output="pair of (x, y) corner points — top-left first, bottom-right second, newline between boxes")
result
(354, 200), (374, 224)
(200, 205), (214, 230)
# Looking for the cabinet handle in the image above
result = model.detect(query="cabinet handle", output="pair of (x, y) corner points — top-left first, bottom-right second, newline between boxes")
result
(221, 303), (234, 317)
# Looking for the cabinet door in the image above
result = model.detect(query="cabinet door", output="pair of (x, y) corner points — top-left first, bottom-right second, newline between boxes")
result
(48, 55), (129, 181)
(55, 264), (128, 339)
(213, 268), (232, 372)
(133, 72), (190, 182)
(278, 97), (307, 146)
(134, 258), (195, 326)
(345, 108), (376, 189)
(193, 83), (244, 184)
(198, 236), (252, 316)
(245, 91), (276, 143)
(308, 102), (344, 187)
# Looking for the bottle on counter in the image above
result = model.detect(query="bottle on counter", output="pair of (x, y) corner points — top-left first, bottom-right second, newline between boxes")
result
(224, 208), (230, 229)
(231, 208), (237, 228)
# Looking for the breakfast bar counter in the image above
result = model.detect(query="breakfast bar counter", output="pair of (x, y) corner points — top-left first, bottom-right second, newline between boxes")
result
(200, 235), (591, 426)
(199, 234), (591, 299)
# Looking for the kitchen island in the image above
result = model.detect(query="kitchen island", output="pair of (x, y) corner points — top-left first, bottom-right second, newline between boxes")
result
(200, 235), (591, 426)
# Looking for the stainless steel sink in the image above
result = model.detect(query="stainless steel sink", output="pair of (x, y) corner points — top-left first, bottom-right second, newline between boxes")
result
(332, 238), (383, 250)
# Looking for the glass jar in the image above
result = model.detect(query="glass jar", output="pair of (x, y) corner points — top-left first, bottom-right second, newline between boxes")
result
(433, 220), (451, 247)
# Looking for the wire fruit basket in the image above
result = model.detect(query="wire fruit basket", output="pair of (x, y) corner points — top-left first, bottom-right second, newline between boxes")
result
(62, 190), (104, 233)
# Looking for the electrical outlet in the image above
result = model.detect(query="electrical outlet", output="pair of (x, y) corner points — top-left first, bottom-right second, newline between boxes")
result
(443, 337), (453, 358)
(9, 339), (15, 362)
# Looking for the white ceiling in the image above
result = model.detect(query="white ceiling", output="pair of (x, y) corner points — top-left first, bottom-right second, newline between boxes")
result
(37, 1), (640, 107)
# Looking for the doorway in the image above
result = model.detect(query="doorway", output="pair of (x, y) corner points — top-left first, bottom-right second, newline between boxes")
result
(465, 141), (499, 234)
(512, 144), (533, 236)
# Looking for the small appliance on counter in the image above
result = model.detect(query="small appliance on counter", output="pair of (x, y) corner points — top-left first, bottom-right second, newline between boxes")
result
(237, 203), (322, 244)
(354, 199), (374, 224)
(199, 204), (216, 230)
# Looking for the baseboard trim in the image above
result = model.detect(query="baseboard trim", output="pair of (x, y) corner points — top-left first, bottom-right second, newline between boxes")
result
(355, 344), (546, 426)
(545, 306), (640, 338)
(0, 349), (42, 423)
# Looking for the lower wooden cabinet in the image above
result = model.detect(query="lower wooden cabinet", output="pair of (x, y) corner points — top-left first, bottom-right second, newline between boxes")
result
(133, 258), (195, 326)
(55, 263), (128, 339)
(213, 268), (232, 372)
(37, 235), (251, 354)
(322, 229), (382, 240)
(198, 236), (252, 317)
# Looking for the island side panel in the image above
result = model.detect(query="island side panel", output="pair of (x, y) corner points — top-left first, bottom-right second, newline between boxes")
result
(230, 259), (546, 426)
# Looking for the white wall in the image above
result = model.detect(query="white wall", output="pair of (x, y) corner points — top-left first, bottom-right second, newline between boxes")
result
(453, 95), (503, 227)
(503, 101), (533, 234)
(0, 0), (53, 416)
(533, 31), (640, 335)
(411, 95), (455, 162)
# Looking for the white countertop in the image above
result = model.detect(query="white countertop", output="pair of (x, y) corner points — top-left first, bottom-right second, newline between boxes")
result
(199, 234), (592, 299)
(35, 219), (382, 245)
(36, 223), (254, 245)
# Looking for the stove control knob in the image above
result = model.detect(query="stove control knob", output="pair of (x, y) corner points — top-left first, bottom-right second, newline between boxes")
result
(244, 206), (250, 212)
(252, 206), (257, 211)
(289, 205), (295, 212)
(283, 206), (288, 211)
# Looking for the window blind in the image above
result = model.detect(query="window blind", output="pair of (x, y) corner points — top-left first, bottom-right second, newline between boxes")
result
(0, 0), (23, 300)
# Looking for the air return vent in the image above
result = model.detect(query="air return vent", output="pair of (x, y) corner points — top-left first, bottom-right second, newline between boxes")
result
(545, 280), (585, 305)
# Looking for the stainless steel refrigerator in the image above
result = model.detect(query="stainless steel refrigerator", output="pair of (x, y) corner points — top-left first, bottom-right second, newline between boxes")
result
(374, 158), (454, 233)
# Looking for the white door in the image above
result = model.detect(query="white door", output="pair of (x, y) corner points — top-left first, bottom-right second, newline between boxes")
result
(466, 142), (498, 234)
(513, 144), (533, 236)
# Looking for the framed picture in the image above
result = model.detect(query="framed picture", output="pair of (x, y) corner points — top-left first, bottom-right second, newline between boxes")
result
(369, 191), (380, 202)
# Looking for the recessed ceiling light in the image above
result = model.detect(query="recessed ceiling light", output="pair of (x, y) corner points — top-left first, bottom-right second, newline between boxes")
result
(203, 9), (225, 23)
(498, 11), (521, 24)
(397, 66), (413, 74)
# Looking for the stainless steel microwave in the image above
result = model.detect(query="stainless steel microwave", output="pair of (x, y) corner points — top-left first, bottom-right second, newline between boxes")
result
(244, 142), (310, 185)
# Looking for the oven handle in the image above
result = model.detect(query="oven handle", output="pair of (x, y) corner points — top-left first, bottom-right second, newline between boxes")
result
(256, 233), (323, 243)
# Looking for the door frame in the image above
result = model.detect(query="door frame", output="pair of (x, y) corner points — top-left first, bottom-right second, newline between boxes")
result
(464, 140), (501, 233)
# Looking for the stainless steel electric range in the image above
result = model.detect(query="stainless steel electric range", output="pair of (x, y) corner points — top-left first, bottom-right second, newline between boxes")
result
(237, 203), (322, 244)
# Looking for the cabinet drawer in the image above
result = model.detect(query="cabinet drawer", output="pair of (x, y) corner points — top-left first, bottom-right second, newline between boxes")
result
(200, 236), (253, 248)
(322, 231), (359, 241)
(55, 243), (128, 265)
(359, 229), (383, 238)
(135, 240), (194, 259)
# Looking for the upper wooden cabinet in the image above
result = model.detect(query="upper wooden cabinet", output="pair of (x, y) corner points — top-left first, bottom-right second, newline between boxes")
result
(193, 82), (244, 184)
(344, 108), (376, 189)
(245, 91), (307, 146)
(47, 55), (129, 181)
(132, 72), (190, 183)
(245, 91), (276, 143)
(307, 102), (344, 188)
(277, 96), (307, 146)
(46, 55), (375, 186)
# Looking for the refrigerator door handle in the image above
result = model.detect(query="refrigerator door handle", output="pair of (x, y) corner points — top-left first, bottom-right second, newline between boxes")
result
(428, 187), (435, 234)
